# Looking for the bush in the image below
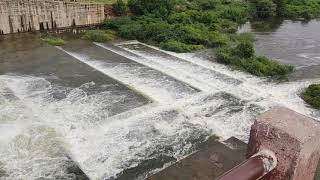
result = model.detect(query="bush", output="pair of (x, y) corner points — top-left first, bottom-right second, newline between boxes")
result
(302, 84), (320, 109)
(239, 56), (293, 77)
(41, 36), (65, 46)
(215, 40), (293, 77)
(105, 16), (133, 29)
(216, 4), (250, 24)
(128, 0), (175, 17)
(252, 0), (277, 18)
(206, 31), (230, 47)
(82, 30), (115, 42)
(282, 0), (320, 19)
(198, 0), (220, 10)
(230, 33), (255, 43)
(112, 0), (128, 16)
(210, 19), (238, 33)
(233, 41), (255, 58)
(160, 40), (205, 53)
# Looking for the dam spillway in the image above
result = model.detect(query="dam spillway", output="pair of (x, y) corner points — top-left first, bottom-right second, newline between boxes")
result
(0, 32), (320, 179)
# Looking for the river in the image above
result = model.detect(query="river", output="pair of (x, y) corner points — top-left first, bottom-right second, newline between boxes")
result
(0, 19), (320, 179)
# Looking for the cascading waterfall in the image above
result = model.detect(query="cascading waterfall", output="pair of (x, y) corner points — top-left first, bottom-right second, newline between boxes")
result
(1, 37), (319, 180)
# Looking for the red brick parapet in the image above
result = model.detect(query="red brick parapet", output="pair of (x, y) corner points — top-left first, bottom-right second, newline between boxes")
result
(247, 107), (320, 180)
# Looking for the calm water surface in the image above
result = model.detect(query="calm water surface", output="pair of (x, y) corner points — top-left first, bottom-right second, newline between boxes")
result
(239, 19), (320, 80)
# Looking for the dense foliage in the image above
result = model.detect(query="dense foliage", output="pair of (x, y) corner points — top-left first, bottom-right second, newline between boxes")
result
(250, 0), (320, 19)
(284, 0), (320, 19)
(41, 36), (65, 46)
(106, 0), (249, 49)
(216, 40), (293, 78)
(302, 84), (320, 109)
(113, 0), (128, 16)
(82, 30), (115, 42)
(250, 0), (277, 18)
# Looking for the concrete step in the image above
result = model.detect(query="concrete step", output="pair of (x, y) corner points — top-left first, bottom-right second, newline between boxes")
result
(147, 136), (246, 180)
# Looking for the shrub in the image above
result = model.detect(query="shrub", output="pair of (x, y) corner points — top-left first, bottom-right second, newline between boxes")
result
(215, 46), (236, 64)
(233, 41), (255, 58)
(230, 33), (255, 43)
(112, 0), (128, 16)
(302, 84), (320, 109)
(118, 23), (144, 40)
(82, 30), (115, 42)
(239, 56), (293, 77)
(198, 0), (220, 10)
(206, 31), (230, 47)
(253, 0), (277, 18)
(286, 0), (320, 18)
(217, 4), (250, 24)
(104, 16), (133, 29)
(160, 40), (205, 53)
(41, 36), (65, 46)
(215, 41), (293, 78)
(210, 19), (238, 33)
(128, 0), (175, 17)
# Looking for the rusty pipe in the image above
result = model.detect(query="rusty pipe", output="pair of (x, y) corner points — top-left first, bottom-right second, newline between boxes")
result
(216, 149), (277, 180)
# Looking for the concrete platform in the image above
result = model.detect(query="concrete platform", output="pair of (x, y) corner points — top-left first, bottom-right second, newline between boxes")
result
(147, 136), (247, 180)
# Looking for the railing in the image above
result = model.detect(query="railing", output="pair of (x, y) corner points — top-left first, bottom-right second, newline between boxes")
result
(217, 150), (277, 180)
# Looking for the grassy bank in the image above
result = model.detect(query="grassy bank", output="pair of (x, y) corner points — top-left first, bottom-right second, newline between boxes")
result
(302, 84), (320, 109)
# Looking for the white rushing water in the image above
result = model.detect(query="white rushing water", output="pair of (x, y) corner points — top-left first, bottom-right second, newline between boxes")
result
(0, 78), (82, 180)
(1, 40), (319, 180)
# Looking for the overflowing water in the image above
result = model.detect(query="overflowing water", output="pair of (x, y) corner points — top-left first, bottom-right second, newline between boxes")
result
(1, 20), (320, 179)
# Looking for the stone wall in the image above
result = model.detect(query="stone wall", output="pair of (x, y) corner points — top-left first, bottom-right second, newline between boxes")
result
(0, 0), (105, 34)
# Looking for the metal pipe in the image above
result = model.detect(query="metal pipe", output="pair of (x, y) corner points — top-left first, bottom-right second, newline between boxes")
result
(216, 149), (277, 180)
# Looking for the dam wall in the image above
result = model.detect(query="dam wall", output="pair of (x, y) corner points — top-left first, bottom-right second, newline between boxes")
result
(0, 0), (105, 34)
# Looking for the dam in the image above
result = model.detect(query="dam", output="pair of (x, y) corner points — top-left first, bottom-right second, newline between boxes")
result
(0, 0), (104, 34)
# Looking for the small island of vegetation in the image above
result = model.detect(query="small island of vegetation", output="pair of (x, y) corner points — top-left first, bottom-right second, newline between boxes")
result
(41, 36), (66, 46)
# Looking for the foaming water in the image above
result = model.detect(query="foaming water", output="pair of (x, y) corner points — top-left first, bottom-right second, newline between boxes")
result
(57, 46), (199, 104)
(0, 74), (148, 179)
(66, 91), (261, 179)
(113, 41), (320, 119)
(0, 79), (86, 179)
(1, 30), (320, 179)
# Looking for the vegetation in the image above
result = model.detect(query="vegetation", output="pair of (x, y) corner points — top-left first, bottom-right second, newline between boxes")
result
(104, 0), (317, 77)
(105, 0), (248, 49)
(216, 40), (293, 78)
(113, 0), (128, 16)
(302, 84), (320, 109)
(160, 40), (205, 53)
(250, 0), (277, 18)
(41, 36), (65, 46)
(283, 0), (320, 19)
(89, 0), (127, 5)
(82, 30), (116, 42)
(250, 0), (320, 19)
